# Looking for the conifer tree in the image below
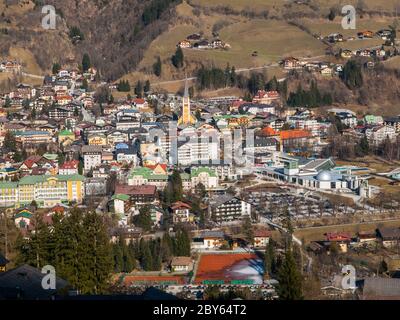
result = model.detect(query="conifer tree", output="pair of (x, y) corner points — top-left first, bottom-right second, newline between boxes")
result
(264, 239), (276, 276)
(153, 56), (162, 77)
(277, 209), (303, 300)
(170, 169), (183, 202)
(172, 47), (184, 68)
(82, 53), (91, 72)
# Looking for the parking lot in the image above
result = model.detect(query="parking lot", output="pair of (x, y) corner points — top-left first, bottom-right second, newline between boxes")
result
(244, 190), (358, 223)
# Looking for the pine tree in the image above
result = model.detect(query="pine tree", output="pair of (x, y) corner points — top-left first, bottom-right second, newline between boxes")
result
(170, 169), (183, 202)
(3, 131), (17, 152)
(144, 80), (151, 93)
(132, 205), (152, 231)
(277, 209), (303, 300)
(121, 239), (134, 273)
(161, 233), (173, 262)
(341, 60), (363, 89)
(264, 239), (276, 276)
(241, 216), (254, 245)
(153, 56), (162, 77)
(134, 81), (143, 98)
(82, 53), (91, 72)
(112, 242), (124, 272)
(142, 241), (153, 271)
(171, 47), (184, 68)
(277, 248), (303, 300)
(81, 211), (112, 294)
(52, 62), (61, 75)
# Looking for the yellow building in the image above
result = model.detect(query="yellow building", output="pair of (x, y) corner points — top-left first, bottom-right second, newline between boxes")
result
(58, 130), (75, 146)
(88, 134), (107, 146)
(0, 175), (85, 208)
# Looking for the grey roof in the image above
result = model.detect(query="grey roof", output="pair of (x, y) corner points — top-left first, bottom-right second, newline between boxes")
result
(81, 145), (102, 153)
(252, 137), (278, 147)
(0, 264), (68, 300)
(116, 148), (137, 155)
(363, 277), (400, 299)
(301, 158), (335, 171)
(198, 230), (225, 239)
(209, 194), (244, 208)
(379, 227), (400, 240)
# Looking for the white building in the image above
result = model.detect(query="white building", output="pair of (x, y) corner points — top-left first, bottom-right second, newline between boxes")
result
(175, 137), (219, 166)
(287, 116), (321, 136)
(365, 125), (397, 145)
(81, 145), (102, 173)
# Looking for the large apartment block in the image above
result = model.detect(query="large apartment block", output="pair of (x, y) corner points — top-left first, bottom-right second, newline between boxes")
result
(0, 174), (85, 208)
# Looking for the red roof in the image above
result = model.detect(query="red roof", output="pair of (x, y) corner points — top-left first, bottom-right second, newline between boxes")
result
(254, 90), (280, 99)
(171, 201), (191, 210)
(21, 156), (42, 169)
(325, 232), (351, 242)
(133, 98), (146, 105)
(51, 205), (65, 214)
(254, 229), (272, 238)
(60, 160), (79, 170)
(144, 163), (167, 172)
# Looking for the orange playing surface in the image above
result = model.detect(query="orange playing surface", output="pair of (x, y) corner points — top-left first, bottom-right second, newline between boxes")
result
(194, 253), (260, 284)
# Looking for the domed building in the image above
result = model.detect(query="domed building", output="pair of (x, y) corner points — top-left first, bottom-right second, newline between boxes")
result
(316, 170), (333, 182)
(257, 152), (370, 196)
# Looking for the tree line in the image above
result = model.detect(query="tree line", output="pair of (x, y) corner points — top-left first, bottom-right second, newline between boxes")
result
(195, 65), (289, 102)
(16, 208), (112, 295)
(287, 81), (333, 108)
(142, 0), (181, 26)
(112, 228), (191, 272)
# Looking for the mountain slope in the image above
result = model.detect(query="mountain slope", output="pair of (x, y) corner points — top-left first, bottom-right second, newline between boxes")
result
(0, 0), (181, 80)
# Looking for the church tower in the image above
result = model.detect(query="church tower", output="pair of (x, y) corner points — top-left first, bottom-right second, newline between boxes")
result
(178, 79), (197, 126)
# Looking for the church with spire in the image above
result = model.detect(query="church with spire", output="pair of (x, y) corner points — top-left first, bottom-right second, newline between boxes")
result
(177, 79), (197, 126)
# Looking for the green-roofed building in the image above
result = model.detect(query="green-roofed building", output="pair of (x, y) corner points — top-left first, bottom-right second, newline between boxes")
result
(127, 166), (218, 190)
(0, 175), (85, 208)
(128, 167), (169, 189)
(42, 153), (58, 161)
(190, 167), (218, 189)
(112, 193), (131, 215)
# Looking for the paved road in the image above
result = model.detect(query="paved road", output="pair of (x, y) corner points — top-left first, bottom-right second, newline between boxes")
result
(21, 72), (44, 80)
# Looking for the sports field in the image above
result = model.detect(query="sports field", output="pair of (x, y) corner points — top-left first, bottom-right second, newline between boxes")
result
(194, 253), (264, 285)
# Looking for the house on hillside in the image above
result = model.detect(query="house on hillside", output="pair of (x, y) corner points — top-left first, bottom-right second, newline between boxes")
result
(170, 201), (192, 224)
(170, 257), (193, 272)
(283, 57), (301, 70)
(177, 40), (191, 49)
(191, 230), (225, 250)
(377, 228), (400, 248)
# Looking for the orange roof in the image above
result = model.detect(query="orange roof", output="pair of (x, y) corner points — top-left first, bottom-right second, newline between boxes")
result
(280, 129), (311, 140)
(261, 127), (312, 140)
(261, 126), (278, 136)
